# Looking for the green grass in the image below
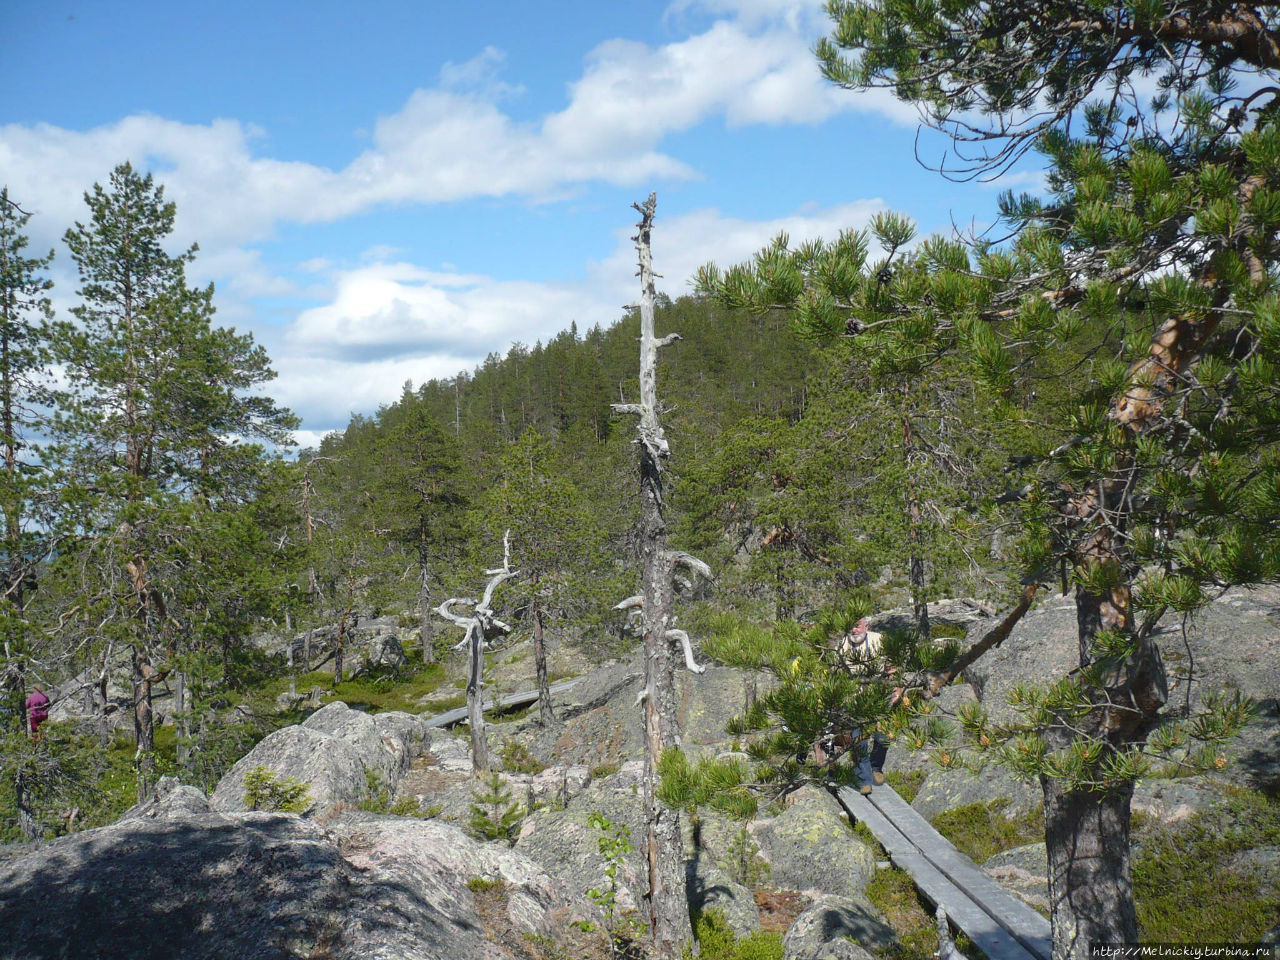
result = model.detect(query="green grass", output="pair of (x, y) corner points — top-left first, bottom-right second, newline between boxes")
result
(252, 662), (448, 714)
(863, 867), (977, 960)
(929, 798), (1043, 864)
(885, 769), (926, 804)
(687, 909), (784, 960)
(1134, 786), (1280, 942)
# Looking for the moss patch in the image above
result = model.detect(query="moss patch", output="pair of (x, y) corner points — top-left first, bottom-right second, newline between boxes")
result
(930, 798), (1043, 864)
(885, 769), (926, 804)
(1134, 786), (1280, 942)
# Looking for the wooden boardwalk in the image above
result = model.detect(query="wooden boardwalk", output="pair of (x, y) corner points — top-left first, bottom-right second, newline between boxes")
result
(423, 678), (583, 728)
(836, 784), (1052, 960)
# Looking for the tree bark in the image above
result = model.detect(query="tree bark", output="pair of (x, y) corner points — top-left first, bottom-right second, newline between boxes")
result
(902, 409), (930, 639)
(1042, 776), (1138, 958)
(466, 622), (489, 774)
(533, 604), (553, 726)
(333, 617), (345, 688)
(615, 194), (693, 958)
(174, 669), (189, 767)
(419, 558), (434, 665)
(437, 534), (516, 778)
(132, 646), (155, 803)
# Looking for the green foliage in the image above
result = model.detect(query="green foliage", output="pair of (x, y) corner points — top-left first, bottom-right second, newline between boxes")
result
(590, 762), (621, 780)
(864, 867), (976, 960)
(1133, 788), (1280, 942)
(586, 810), (646, 949)
(357, 768), (392, 813)
(722, 826), (771, 889)
(466, 875), (507, 894)
(929, 798), (1044, 864)
(884, 769), (926, 804)
(499, 739), (546, 775)
(684, 909), (783, 960)
(467, 771), (524, 844)
(242, 766), (311, 813)
(658, 747), (757, 819)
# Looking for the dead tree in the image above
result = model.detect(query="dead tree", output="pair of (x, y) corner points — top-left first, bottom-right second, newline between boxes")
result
(610, 194), (707, 958)
(435, 532), (517, 776)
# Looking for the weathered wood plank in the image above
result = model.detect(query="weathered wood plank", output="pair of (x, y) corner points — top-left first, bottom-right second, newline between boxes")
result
(423, 678), (582, 728)
(834, 786), (917, 859)
(868, 785), (1052, 960)
(894, 852), (1041, 960)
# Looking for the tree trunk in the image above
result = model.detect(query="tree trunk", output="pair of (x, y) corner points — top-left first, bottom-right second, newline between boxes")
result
(901, 409), (930, 639)
(533, 604), (553, 726)
(466, 623), (489, 774)
(1042, 776), (1137, 958)
(640, 448), (687, 959)
(333, 620), (345, 688)
(626, 195), (693, 958)
(174, 670), (189, 767)
(419, 560), (434, 665)
(94, 669), (110, 748)
(1038, 574), (1166, 957)
(132, 646), (155, 803)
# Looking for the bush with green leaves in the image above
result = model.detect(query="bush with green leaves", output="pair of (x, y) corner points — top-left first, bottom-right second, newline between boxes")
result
(241, 765), (311, 813)
(587, 811), (648, 955)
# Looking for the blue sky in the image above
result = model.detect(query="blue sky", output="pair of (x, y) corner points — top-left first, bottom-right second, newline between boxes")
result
(2, 0), (1042, 445)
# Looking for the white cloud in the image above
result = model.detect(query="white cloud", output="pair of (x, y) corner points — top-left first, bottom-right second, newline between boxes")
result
(0, 10), (912, 263)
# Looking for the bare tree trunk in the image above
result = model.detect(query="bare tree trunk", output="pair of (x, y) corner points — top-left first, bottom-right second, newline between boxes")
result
(466, 621), (489, 773)
(132, 646), (155, 803)
(533, 604), (553, 726)
(613, 194), (694, 958)
(437, 534), (516, 778)
(419, 560), (434, 665)
(94, 666), (110, 748)
(15, 772), (38, 841)
(174, 669), (189, 767)
(333, 618), (345, 688)
(901, 409), (930, 640)
(1043, 775), (1138, 958)
(1040, 517), (1166, 958)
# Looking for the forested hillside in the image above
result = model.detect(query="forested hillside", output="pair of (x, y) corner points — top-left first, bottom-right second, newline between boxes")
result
(0, 164), (1022, 845)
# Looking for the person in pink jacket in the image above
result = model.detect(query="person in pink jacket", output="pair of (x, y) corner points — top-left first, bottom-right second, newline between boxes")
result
(25, 685), (50, 737)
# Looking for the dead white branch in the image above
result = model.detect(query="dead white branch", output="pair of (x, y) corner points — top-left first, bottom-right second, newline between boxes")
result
(665, 629), (705, 674)
(433, 530), (518, 775)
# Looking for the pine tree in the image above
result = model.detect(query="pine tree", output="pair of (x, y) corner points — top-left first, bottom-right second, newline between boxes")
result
(480, 428), (604, 724)
(59, 163), (294, 800)
(372, 392), (466, 664)
(699, 5), (1280, 949)
(0, 189), (59, 839)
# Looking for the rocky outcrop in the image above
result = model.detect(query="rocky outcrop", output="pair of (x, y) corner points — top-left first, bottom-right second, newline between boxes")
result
(497, 659), (761, 768)
(780, 894), (894, 960)
(910, 765), (1040, 822)
(0, 778), (604, 960)
(211, 702), (431, 813)
(982, 842), (1049, 913)
(958, 586), (1280, 788)
(750, 786), (878, 900)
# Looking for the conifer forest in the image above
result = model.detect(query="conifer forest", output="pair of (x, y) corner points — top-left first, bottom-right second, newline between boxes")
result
(2, 3), (1280, 959)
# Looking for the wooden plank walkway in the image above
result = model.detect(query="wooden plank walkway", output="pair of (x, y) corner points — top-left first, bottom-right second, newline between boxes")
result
(837, 785), (1052, 960)
(423, 678), (583, 728)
